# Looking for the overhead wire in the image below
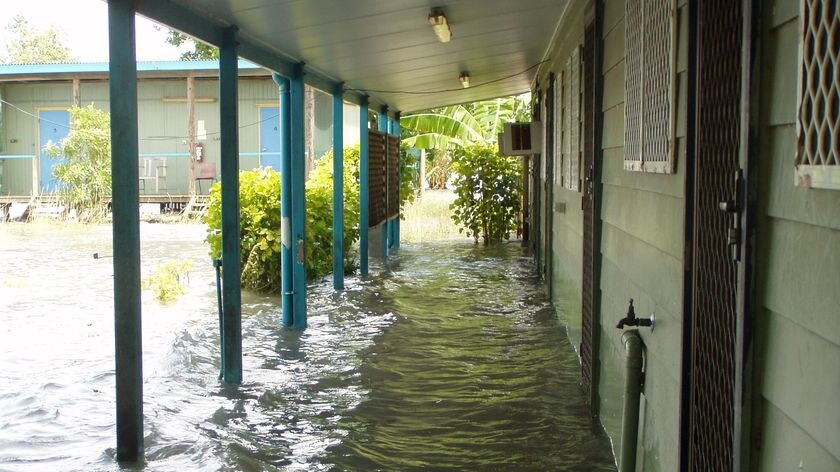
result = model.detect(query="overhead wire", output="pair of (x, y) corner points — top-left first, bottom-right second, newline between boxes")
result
(345, 60), (550, 95)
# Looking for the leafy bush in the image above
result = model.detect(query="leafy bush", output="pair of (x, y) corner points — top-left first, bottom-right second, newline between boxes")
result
(305, 146), (361, 278)
(142, 260), (192, 302)
(205, 167), (282, 292)
(204, 146), (362, 293)
(399, 142), (418, 212)
(450, 144), (522, 245)
(47, 105), (111, 221)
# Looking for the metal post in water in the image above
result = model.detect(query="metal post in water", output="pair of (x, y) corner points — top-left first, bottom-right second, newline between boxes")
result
(332, 83), (345, 290)
(219, 26), (242, 383)
(213, 258), (224, 379)
(289, 64), (307, 330)
(378, 105), (389, 261)
(273, 73), (294, 327)
(108, 0), (143, 461)
(392, 112), (401, 249)
(359, 97), (369, 275)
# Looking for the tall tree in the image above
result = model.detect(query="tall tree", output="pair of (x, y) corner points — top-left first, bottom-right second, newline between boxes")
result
(164, 29), (219, 60)
(2, 15), (75, 64)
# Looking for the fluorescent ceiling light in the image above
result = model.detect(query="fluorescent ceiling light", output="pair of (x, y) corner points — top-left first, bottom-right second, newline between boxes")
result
(459, 72), (470, 88)
(428, 8), (452, 43)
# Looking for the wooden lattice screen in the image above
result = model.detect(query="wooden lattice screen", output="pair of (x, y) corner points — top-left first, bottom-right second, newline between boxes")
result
(368, 130), (387, 227)
(624, 0), (677, 173)
(387, 135), (400, 218)
(795, 0), (840, 189)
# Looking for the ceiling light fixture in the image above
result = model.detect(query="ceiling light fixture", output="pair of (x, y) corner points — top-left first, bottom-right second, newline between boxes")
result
(459, 72), (470, 88)
(428, 8), (452, 43)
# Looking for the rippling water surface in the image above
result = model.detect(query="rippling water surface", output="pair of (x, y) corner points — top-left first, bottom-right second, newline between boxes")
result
(0, 223), (615, 471)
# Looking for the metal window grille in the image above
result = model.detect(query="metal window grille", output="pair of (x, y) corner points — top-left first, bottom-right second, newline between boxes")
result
(563, 57), (572, 188)
(568, 46), (582, 191)
(387, 135), (400, 218)
(368, 130), (387, 227)
(554, 73), (564, 186)
(795, 0), (840, 189)
(624, 0), (677, 173)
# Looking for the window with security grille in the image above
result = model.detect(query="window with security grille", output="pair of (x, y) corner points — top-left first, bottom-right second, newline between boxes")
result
(623, 0), (677, 173)
(567, 46), (581, 191)
(795, 0), (840, 189)
(554, 73), (564, 186)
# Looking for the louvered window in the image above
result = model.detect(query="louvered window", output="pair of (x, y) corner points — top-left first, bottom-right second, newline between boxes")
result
(568, 46), (582, 191)
(553, 47), (583, 190)
(624, 0), (677, 173)
(795, 0), (840, 189)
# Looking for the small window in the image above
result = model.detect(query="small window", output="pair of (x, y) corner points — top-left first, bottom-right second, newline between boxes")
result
(568, 46), (581, 191)
(795, 0), (840, 189)
(554, 73), (563, 186)
(623, 0), (677, 173)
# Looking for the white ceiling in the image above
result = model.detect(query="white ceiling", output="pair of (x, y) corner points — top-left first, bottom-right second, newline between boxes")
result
(162, 0), (568, 112)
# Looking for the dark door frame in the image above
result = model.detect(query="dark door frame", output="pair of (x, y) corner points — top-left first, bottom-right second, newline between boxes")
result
(580, 0), (605, 416)
(544, 74), (556, 289)
(680, 0), (756, 470)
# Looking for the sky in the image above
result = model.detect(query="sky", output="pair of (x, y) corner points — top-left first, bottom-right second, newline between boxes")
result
(0, 0), (191, 62)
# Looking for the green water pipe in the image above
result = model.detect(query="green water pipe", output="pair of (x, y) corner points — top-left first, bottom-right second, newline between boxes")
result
(272, 73), (294, 327)
(620, 329), (644, 472)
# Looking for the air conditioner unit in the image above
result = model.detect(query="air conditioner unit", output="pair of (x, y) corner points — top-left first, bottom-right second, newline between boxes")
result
(499, 122), (542, 156)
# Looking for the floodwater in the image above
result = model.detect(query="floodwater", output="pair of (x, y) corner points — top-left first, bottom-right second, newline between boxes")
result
(0, 223), (616, 471)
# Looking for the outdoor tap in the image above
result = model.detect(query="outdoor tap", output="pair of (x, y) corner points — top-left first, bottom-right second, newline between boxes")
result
(616, 299), (654, 330)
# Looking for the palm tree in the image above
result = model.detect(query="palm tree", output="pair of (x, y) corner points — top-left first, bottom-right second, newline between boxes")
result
(400, 94), (530, 189)
(400, 94), (531, 150)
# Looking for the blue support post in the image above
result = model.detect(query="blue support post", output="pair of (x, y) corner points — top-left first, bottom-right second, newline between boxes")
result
(273, 73), (294, 327)
(359, 97), (369, 275)
(219, 26), (242, 384)
(290, 64), (307, 329)
(108, 0), (143, 461)
(392, 112), (401, 249)
(332, 83), (345, 290)
(378, 106), (389, 261)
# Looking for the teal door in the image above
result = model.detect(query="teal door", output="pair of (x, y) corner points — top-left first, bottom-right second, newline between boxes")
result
(39, 110), (70, 193)
(259, 106), (281, 170)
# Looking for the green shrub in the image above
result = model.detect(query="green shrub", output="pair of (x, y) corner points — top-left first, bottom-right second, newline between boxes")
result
(450, 144), (522, 245)
(142, 260), (192, 302)
(204, 146), (362, 292)
(47, 105), (111, 222)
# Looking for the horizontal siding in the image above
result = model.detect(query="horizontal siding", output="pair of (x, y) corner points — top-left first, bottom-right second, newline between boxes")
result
(757, 398), (840, 471)
(595, 1), (688, 470)
(754, 0), (840, 468)
(760, 309), (840, 459)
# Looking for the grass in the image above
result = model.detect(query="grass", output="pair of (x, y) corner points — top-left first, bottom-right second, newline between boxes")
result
(400, 189), (471, 244)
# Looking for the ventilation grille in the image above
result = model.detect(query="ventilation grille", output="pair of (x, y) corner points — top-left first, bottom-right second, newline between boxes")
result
(623, 0), (676, 173)
(795, 0), (840, 189)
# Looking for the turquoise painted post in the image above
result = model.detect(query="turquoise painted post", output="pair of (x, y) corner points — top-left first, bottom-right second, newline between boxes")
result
(108, 0), (142, 461)
(272, 73), (293, 327)
(219, 26), (242, 384)
(378, 106), (389, 260)
(359, 97), (369, 275)
(290, 64), (307, 329)
(332, 83), (344, 290)
(393, 112), (401, 249)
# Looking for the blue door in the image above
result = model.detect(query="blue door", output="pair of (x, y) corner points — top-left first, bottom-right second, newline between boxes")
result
(39, 110), (70, 193)
(259, 106), (281, 170)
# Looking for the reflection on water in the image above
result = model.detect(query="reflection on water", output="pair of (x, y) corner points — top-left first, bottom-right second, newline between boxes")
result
(0, 223), (615, 471)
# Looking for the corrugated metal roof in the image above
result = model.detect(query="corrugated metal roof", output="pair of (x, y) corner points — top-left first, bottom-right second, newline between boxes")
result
(0, 60), (266, 81)
(138, 0), (568, 112)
